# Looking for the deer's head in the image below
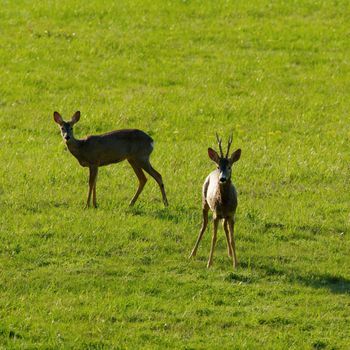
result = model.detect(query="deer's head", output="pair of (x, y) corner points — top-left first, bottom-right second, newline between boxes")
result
(53, 111), (80, 142)
(208, 133), (241, 184)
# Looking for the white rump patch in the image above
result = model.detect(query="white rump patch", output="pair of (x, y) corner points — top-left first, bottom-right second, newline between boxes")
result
(151, 141), (154, 150)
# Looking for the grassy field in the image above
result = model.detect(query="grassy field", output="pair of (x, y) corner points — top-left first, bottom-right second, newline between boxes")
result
(1, 0), (350, 348)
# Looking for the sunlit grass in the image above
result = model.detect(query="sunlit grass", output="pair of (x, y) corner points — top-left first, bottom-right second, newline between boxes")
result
(0, 0), (349, 349)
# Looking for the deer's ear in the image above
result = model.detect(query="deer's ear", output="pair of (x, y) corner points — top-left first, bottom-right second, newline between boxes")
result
(70, 111), (80, 125)
(53, 111), (63, 125)
(230, 149), (241, 164)
(208, 148), (219, 164)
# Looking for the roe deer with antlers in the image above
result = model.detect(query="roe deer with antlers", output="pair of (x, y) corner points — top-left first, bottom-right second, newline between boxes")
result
(53, 111), (168, 208)
(190, 133), (241, 268)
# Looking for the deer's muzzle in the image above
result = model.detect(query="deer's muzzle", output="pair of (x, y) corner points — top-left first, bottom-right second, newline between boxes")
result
(219, 176), (227, 183)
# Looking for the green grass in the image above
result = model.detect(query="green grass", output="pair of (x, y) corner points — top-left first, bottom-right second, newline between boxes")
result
(1, 0), (350, 348)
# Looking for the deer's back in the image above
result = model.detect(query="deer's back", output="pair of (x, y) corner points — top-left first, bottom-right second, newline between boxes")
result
(80, 129), (154, 166)
(203, 170), (238, 219)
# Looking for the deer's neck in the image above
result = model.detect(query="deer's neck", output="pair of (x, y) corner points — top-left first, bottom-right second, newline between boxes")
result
(66, 137), (84, 159)
(218, 180), (232, 202)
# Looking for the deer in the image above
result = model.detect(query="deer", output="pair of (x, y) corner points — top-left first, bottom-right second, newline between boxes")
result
(189, 133), (241, 268)
(53, 111), (168, 208)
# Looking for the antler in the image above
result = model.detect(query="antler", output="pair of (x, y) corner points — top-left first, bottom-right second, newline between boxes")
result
(225, 132), (233, 158)
(216, 132), (224, 157)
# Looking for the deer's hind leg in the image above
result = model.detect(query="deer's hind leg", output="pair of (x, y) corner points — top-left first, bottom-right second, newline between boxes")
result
(136, 158), (168, 207)
(189, 204), (209, 258)
(128, 159), (147, 206)
(207, 217), (219, 268)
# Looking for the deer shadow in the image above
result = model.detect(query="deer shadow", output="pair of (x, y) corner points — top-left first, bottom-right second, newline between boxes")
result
(128, 204), (198, 224)
(296, 273), (350, 294)
(239, 260), (350, 295)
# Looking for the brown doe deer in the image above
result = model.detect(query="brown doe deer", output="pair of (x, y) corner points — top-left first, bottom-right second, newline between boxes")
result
(190, 133), (241, 268)
(53, 111), (168, 208)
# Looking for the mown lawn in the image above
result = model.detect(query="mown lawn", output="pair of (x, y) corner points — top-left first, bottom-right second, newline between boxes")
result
(0, 1), (349, 349)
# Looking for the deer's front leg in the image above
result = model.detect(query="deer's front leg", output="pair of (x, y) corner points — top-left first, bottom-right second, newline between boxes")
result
(86, 166), (98, 209)
(92, 167), (98, 208)
(223, 219), (233, 258)
(207, 217), (219, 268)
(228, 217), (238, 268)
